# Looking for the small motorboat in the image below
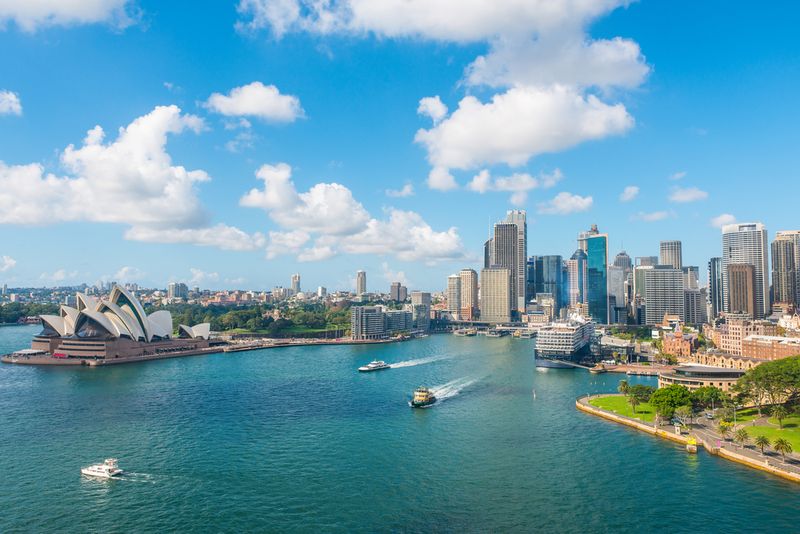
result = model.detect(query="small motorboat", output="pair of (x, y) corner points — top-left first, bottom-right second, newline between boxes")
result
(81, 458), (123, 479)
(589, 363), (607, 374)
(410, 386), (437, 408)
(686, 438), (698, 454)
(358, 360), (391, 372)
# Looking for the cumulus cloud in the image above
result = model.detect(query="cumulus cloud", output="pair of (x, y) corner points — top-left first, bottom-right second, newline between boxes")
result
(382, 261), (412, 287)
(669, 171), (687, 181)
(427, 167), (458, 191)
(631, 211), (670, 222)
(0, 255), (16, 272)
(711, 213), (737, 229)
(113, 266), (145, 282)
(385, 183), (414, 198)
(125, 224), (266, 251)
(205, 82), (304, 122)
(467, 168), (562, 206)
(669, 186), (708, 203)
(619, 185), (639, 202)
(242, 163), (467, 263)
(537, 192), (593, 215)
(0, 0), (137, 31)
(415, 86), (633, 172)
(188, 268), (219, 285)
(40, 269), (78, 283)
(417, 96), (448, 124)
(0, 90), (21, 115)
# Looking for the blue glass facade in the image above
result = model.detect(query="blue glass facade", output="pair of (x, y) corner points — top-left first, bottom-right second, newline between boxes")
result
(585, 235), (608, 324)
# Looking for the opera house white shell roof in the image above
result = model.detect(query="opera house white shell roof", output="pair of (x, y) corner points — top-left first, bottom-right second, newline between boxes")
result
(40, 285), (210, 341)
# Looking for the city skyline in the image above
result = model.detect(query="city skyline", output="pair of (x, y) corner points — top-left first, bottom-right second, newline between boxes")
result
(2, 2), (800, 291)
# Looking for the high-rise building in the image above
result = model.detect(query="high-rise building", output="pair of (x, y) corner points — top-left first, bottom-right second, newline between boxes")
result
(411, 291), (431, 331)
(505, 210), (528, 312)
(643, 266), (684, 325)
(636, 256), (659, 267)
(446, 274), (461, 320)
(356, 270), (367, 295)
(682, 266), (699, 290)
(727, 263), (757, 318)
(167, 282), (188, 300)
(317, 286), (327, 298)
(613, 251), (633, 273)
(581, 225), (609, 324)
(351, 306), (386, 340)
(390, 282), (407, 302)
(526, 257), (537, 306)
(480, 268), (512, 323)
(722, 222), (769, 318)
(566, 249), (587, 306)
(459, 269), (479, 320)
(291, 273), (301, 294)
(684, 288), (707, 325)
(535, 255), (564, 313)
(708, 257), (724, 319)
(775, 230), (800, 307)
(772, 234), (797, 307)
(607, 265), (627, 324)
(659, 240), (683, 269)
(483, 238), (494, 269)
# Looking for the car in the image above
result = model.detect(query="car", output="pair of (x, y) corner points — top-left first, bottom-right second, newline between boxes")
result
(705, 412), (714, 419)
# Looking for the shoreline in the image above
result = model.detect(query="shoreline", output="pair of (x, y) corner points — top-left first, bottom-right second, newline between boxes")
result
(577, 394), (800, 485)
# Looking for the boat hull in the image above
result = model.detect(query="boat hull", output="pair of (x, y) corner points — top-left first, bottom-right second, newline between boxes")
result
(358, 366), (390, 372)
(410, 398), (437, 408)
(534, 358), (576, 369)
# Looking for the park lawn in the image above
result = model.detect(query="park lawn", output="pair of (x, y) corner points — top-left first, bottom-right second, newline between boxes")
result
(590, 395), (656, 423)
(739, 412), (800, 452)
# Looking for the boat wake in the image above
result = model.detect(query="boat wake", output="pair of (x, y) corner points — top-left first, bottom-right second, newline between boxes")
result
(390, 355), (449, 369)
(118, 472), (157, 484)
(431, 376), (478, 402)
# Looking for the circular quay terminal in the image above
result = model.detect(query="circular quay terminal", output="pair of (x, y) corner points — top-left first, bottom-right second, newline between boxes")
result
(2, 2), (800, 533)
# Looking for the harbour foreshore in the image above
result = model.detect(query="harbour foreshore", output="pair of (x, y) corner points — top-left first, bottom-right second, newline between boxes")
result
(577, 394), (800, 485)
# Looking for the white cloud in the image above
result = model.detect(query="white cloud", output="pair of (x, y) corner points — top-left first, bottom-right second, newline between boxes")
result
(619, 185), (639, 202)
(0, 90), (22, 115)
(0, 0), (137, 31)
(0, 255), (16, 272)
(631, 211), (670, 222)
(112, 266), (145, 282)
(297, 245), (336, 262)
(205, 82), (304, 122)
(415, 86), (633, 173)
(537, 192), (593, 215)
(266, 230), (310, 259)
(417, 96), (448, 124)
(385, 183), (414, 198)
(40, 269), (78, 283)
(711, 213), (737, 229)
(381, 261), (412, 287)
(225, 130), (256, 153)
(427, 167), (458, 191)
(669, 186), (708, 203)
(125, 224), (266, 252)
(467, 168), (562, 206)
(669, 171), (687, 181)
(189, 268), (219, 285)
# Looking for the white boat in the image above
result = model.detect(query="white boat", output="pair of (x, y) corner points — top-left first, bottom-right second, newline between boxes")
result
(358, 360), (391, 372)
(81, 458), (123, 479)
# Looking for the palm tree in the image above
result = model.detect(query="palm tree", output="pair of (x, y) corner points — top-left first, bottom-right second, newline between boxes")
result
(734, 428), (750, 448)
(618, 379), (630, 396)
(771, 405), (788, 429)
(773, 438), (793, 462)
(628, 395), (640, 414)
(717, 422), (732, 441)
(754, 435), (771, 455)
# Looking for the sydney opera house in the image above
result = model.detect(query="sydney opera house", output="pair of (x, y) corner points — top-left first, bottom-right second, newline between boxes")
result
(13, 285), (212, 365)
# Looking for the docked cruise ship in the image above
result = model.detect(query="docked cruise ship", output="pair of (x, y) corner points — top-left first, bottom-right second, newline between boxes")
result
(534, 316), (595, 368)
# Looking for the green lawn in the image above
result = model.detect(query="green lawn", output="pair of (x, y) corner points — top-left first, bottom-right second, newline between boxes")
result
(589, 395), (656, 423)
(733, 408), (800, 452)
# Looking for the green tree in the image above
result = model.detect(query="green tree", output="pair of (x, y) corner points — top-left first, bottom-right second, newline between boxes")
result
(717, 421), (732, 441)
(617, 379), (630, 396)
(649, 384), (692, 420)
(675, 405), (694, 427)
(690, 386), (725, 411)
(734, 428), (750, 448)
(754, 435), (771, 455)
(771, 404), (788, 429)
(628, 395), (640, 414)
(773, 438), (793, 462)
(628, 384), (655, 403)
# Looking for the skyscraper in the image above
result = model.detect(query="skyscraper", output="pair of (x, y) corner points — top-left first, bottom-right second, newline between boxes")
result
(644, 266), (684, 325)
(636, 256), (659, 267)
(411, 291), (431, 331)
(566, 249), (587, 306)
(390, 282), (402, 302)
(446, 274), (461, 320)
(707, 257), (724, 319)
(682, 266), (699, 290)
(526, 257), (537, 307)
(772, 233), (798, 307)
(775, 230), (800, 307)
(607, 265), (626, 324)
(483, 238), (494, 269)
(659, 240), (683, 269)
(356, 270), (367, 295)
(722, 222), (769, 318)
(581, 225), (609, 324)
(727, 263), (757, 318)
(291, 273), (301, 294)
(536, 255), (564, 314)
(459, 269), (479, 320)
(613, 251), (633, 273)
(491, 222), (519, 313)
(505, 210), (528, 311)
(480, 268), (511, 323)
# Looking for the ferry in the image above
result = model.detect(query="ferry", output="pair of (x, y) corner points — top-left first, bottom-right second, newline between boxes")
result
(453, 328), (477, 337)
(589, 363), (607, 374)
(358, 360), (391, 372)
(486, 329), (507, 338)
(81, 458), (123, 479)
(410, 386), (437, 408)
(534, 315), (594, 369)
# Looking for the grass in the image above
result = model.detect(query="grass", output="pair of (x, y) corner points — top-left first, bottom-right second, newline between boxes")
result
(590, 395), (656, 423)
(732, 408), (800, 452)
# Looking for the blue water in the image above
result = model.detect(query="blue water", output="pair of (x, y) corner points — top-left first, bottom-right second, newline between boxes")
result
(1, 324), (799, 532)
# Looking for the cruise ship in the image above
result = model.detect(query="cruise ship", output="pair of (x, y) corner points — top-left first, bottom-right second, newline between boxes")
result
(534, 316), (595, 368)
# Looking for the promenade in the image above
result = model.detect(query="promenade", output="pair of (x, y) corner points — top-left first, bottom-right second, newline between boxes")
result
(577, 394), (800, 484)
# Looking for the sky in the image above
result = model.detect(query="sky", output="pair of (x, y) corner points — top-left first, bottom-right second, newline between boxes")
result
(1, 1), (799, 292)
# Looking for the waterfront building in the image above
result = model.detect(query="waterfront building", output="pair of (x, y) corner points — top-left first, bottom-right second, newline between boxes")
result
(480, 268), (512, 324)
(459, 269), (479, 320)
(351, 306), (386, 340)
(534, 315), (594, 368)
(446, 274), (461, 320)
(722, 222), (769, 318)
(727, 263), (757, 318)
(659, 240), (683, 269)
(658, 365), (745, 392)
(716, 315), (777, 356)
(167, 282), (188, 300)
(356, 270), (367, 295)
(489, 210), (527, 315)
(708, 257), (724, 319)
(772, 235), (797, 307)
(291, 273), (301, 294)
(410, 291), (431, 332)
(643, 266), (684, 325)
(580, 225), (609, 324)
(566, 249), (587, 306)
(742, 335), (800, 360)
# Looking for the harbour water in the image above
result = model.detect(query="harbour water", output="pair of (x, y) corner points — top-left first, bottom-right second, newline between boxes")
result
(1, 324), (799, 532)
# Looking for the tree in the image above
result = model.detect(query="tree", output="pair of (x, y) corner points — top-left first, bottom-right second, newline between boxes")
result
(617, 379), (630, 396)
(771, 404), (788, 429)
(717, 421), (732, 441)
(734, 428), (750, 448)
(675, 405), (694, 427)
(649, 385), (692, 420)
(773, 438), (793, 462)
(754, 435), (771, 455)
(628, 395), (640, 414)
(629, 384), (655, 403)
(690, 386), (725, 411)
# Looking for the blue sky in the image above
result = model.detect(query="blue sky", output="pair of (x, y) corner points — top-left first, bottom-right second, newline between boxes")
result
(1, 1), (799, 292)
